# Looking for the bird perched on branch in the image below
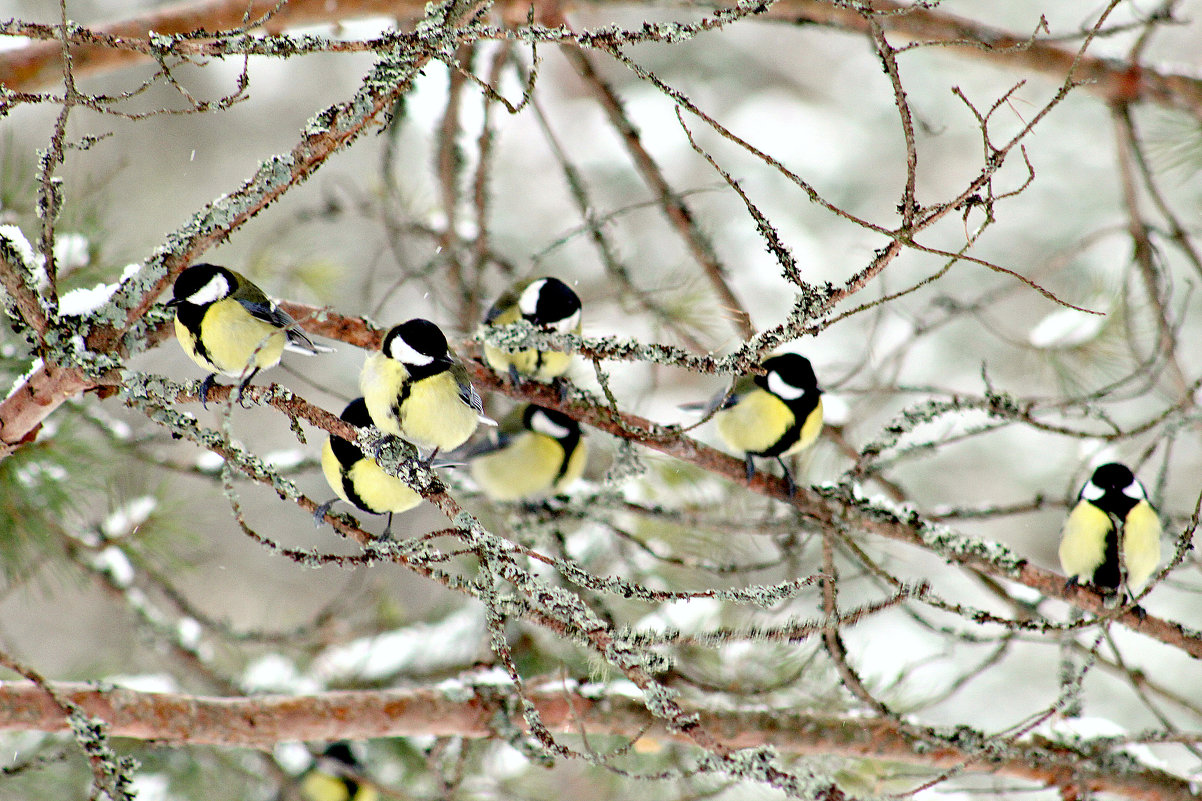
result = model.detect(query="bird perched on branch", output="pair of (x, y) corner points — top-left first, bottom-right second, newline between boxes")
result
(464, 404), (587, 501)
(1059, 461), (1162, 601)
(315, 397), (422, 539)
(167, 263), (327, 408)
(481, 276), (582, 388)
(690, 353), (823, 496)
(299, 742), (378, 801)
(360, 318), (494, 457)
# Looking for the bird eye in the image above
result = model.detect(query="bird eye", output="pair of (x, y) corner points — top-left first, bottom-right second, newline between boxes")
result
(1121, 480), (1145, 500)
(1080, 481), (1105, 501)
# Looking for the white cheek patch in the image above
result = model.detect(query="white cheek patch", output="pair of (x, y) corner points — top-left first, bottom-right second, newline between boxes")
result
(530, 411), (570, 439)
(519, 280), (547, 317)
(1081, 481), (1105, 501)
(389, 338), (434, 366)
(1122, 480), (1146, 500)
(767, 371), (805, 401)
(552, 309), (581, 333)
(187, 275), (230, 305)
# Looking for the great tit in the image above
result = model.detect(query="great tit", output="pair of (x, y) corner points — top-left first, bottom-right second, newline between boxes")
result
(1059, 462), (1162, 596)
(315, 398), (422, 539)
(481, 277), (582, 384)
(360, 318), (494, 455)
(708, 353), (823, 495)
(299, 742), (378, 801)
(167, 263), (324, 407)
(466, 404), (587, 501)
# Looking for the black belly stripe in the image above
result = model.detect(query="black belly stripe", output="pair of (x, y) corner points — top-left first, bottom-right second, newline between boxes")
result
(756, 398), (819, 458)
(175, 304), (213, 364)
(535, 350), (545, 372)
(391, 381), (411, 427)
(1093, 516), (1121, 590)
(553, 434), (580, 483)
(341, 469), (378, 515)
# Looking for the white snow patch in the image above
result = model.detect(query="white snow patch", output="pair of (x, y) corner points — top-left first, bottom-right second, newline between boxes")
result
(264, 449), (307, 469)
(59, 281), (118, 316)
(5, 357), (44, 403)
(53, 233), (89, 270)
(129, 774), (170, 801)
(102, 495), (157, 537)
(1038, 717), (1168, 771)
(1029, 307), (1107, 348)
(195, 451), (225, 473)
(274, 742), (312, 774)
(177, 617), (202, 649)
(821, 391), (850, 426)
(105, 673), (178, 694)
(92, 546), (135, 587)
(635, 597), (722, 634)
(242, 653), (321, 694)
(0, 225), (36, 269)
(483, 742), (529, 779)
(313, 606), (486, 681)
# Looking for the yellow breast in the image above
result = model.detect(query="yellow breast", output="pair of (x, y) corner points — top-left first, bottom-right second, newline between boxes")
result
(361, 356), (479, 452)
(1058, 501), (1111, 582)
(321, 440), (421, 516)
(471, 432), (566, 501)
(1122, 500), (1162, 588)
(484, 344), (573, 382)
(300, 771), (378, 801)
(714, 389), (794, 455)
(783, 398), (824, 457)
(175, 300), (285, 377)
(361, 354), (407, 438)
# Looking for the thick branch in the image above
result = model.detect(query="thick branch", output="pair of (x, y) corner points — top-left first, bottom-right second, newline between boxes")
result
(0, 681), (1191, 800)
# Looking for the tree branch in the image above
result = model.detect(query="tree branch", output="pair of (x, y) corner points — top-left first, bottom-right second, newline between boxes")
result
(0, 680), (1192, 800)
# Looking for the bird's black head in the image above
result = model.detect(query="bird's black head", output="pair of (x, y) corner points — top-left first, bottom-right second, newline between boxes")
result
(340, 397), (374, 429)
(520, 277), (582, 330)
(382, 319), (451, 372)
(320, 742), (360, 770)
(757, 353), (820, 404)
(329, 398), (372, 466)
(523, 404), (581, 442)
(1080, 462), (1145, 516)
(168, 263), (236, 308)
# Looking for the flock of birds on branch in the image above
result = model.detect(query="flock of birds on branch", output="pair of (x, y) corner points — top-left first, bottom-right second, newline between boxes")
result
(166, 262), (1163, 609)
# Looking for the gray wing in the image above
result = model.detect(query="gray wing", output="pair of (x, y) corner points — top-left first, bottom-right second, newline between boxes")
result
(234, 297), (327, 354)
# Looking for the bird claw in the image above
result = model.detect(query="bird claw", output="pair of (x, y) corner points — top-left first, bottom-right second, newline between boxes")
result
(199, 374), (217, 409)
(744, 455), (756, 484)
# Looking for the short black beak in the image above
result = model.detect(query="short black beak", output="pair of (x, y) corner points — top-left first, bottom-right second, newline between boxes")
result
(165, 297), (182, 308)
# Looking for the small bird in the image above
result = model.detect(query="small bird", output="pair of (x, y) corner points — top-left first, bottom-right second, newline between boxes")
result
(167, 263), (325, 407)
(467, 404), (587, 501)
(299, 742), (378, 801)
(360, 318), (494, 455)
(1059, 462), (1162, 598)
(705, 353), (823, 495)
(315, 398), (422, 539)
(481, 277), (582, 385)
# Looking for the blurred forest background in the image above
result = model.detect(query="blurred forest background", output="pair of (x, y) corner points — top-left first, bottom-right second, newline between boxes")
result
(3, 0), (1202, 799)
